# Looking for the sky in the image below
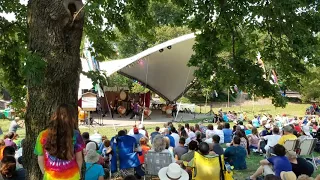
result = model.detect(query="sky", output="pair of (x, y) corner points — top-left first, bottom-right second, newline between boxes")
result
(0, 0), (28, 21)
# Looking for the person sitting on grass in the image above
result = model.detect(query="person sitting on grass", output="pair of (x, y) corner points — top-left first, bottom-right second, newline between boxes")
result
(278, 125), (297, 145)
(248, 144), (292, 180)
(174, 137), (188, 160)
(0, 156), (26, 180)
(286, 150), (314, 177)
(224, 136), (247, 170)
(180, 140), (198, 162)
(85, 149), (105, 180)
(248, 127), (260, 150)
(211, 135), (224, 155)
(223, 123), (233, 143)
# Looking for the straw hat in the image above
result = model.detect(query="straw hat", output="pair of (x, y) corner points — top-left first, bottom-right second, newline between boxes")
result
(85, 149), (100, 163)
(280, 171), (296, 180)
(158, 163), (189, 180)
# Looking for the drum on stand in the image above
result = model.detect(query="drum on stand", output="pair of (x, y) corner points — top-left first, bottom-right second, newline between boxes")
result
(161, 105), (167, 114)
(143, 108), (152, 120)
(117, 106), (126, 117)
(165, 106), (173, 118)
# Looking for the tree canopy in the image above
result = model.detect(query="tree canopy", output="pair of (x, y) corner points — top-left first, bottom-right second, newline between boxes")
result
(1, 0), (320, 110)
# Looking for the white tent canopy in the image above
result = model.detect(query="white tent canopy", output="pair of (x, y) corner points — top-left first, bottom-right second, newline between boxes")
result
(83, 33), (197, 101)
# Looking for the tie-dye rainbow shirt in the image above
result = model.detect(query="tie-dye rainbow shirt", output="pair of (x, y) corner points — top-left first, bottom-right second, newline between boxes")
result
(34, 129), (85, 180)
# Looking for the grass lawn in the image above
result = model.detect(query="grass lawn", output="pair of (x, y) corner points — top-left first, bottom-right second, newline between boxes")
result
(1, 103), (319, 179)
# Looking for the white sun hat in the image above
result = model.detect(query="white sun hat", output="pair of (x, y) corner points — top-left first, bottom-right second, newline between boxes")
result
(158, 163), (189, 180)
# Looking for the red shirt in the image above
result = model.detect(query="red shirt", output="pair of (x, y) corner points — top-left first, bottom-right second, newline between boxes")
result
(294, 125), (302, 133)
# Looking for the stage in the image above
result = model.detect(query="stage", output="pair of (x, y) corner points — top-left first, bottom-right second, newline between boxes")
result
(79, 109), (211, 128)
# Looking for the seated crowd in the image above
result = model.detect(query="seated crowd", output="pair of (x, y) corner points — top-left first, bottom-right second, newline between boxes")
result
(3, 106), (320, 180)
(98, 112), (319, 180)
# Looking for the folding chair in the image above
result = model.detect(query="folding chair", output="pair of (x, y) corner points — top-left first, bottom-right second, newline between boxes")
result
(297, 138), (318, 170)
(270, 139), (299, 157)
(191, 152), (233, 180)
(283, 139), (299, 152)
(144, 151), (173, 180)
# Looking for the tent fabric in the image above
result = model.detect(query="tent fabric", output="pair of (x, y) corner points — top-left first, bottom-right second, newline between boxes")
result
(98, 33), (197, 101)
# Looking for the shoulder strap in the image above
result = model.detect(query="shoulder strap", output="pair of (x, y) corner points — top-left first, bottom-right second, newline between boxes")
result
(86, 163), (96, 172)
(218, 155), (225, 180)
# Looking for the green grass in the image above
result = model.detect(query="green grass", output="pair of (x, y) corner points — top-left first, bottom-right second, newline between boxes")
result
(3, 103), (319, 179)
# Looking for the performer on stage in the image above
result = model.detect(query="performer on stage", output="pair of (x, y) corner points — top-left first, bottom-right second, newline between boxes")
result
(172, 103), (177, 118)
(126, 99), (134, 116)
(130, 101), (141, 120)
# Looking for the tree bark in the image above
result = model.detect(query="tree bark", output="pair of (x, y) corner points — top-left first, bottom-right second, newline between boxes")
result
(24, 0), (84, 179)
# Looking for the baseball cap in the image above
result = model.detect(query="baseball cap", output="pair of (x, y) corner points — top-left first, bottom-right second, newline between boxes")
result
(283, 125), (293, 133)
(134, 127), (139, 134)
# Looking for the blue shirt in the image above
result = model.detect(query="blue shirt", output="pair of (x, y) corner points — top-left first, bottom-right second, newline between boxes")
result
(252, 119), (260, 127)
(150, 131), (160, 143)
(223, 114), (229, 122)
(222, 128), (233, 143)
(131, 133), (144, 144)
(85, 163), (105, 180)
(166, 135), (175, 147)
(267, 156), (292, 177)
(245, 130), (252, 136)
(224, 145), (247, 170)
(261, 129), (272, 136)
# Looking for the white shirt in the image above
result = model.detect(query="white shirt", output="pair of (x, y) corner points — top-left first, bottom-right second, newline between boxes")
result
(263, 134), (281, 151)
(170, 133), (180, 147)
(139, 129), (146, 136)
(90, 133), (102, 144)
(214, 129), (224, 144)
(206, 129), (215, 139)
(128, 129), (134, 135)
(204, 138), (213, 144)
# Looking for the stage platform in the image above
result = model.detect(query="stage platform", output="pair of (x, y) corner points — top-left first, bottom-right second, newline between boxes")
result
(79, 109), (211, 128)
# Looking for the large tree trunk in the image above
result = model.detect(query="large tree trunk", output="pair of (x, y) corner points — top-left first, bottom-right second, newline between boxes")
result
(24, 0), (84, 179)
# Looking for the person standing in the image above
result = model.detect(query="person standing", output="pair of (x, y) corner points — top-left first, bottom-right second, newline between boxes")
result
(130, 101), (140, 119)
(34, 104), (85, 180)
(8, 117), (23, 133)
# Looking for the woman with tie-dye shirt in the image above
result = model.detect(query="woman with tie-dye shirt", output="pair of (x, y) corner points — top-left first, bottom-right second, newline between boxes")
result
(34, 104), (85, 180)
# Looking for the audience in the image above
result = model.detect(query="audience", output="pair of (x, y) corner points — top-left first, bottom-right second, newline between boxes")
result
(181, 140), (198, 162)
(131, 127), (144, 144)
(258, 127), (281, 154)
(0, 156), (25, 180)
(138, 137), (150, 164)
(286, 150), (314, 177)
(163, 128), (175, 148)
(223, 123), (233, 143)
(150, 126), (160, 144)
(0, 140), (5, 161)
(149, 135), (175, 163)
(3, 107), (320, 180)
(85, 149), (105, 180)
(174, 137), (187, 160)
(224, 136), (247, 170)
(298, 125), (313, 142)
(278, 125), (297, 145)
(248, 127), (259, 150)
(4, 133), (17, 150)
(34, 104), (85, 180)
(206, 124), (215, 139)
(249, 144), (292, 179)
(90, 130), (102, 145)
(158, 163), (188, 180)
(215, 124), (224, 144)
(212, 135), (224, 155)
(170, 127), (180, 148)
